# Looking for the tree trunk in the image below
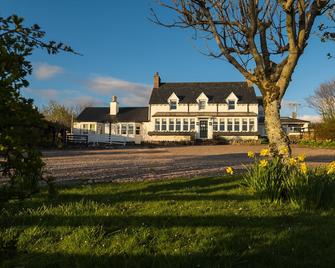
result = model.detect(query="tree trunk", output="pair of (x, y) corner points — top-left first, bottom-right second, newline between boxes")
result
(263, 97), (291, 156)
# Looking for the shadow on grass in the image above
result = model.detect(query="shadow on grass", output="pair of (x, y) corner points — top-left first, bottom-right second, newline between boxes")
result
(1, 214), (335, 268)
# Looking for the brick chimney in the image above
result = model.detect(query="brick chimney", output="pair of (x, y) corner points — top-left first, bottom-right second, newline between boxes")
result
(110, 96), (119, 115)
(154, 72), (161, 88)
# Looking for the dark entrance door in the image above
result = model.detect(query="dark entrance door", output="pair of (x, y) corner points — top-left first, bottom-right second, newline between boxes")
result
(199, 120), (208, 139)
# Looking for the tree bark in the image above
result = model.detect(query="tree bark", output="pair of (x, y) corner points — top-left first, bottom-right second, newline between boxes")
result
(263, 97), (291, 156)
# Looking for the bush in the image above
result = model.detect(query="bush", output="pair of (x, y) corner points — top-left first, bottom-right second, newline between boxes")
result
(242, 149), (335, 210)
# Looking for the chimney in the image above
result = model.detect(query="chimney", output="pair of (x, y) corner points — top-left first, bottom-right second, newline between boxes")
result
(291, 111), (297, 119)
(110, 96), (119, 115)
(154, 72), (161, 88)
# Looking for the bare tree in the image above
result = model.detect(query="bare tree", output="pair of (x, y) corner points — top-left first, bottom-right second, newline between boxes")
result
(307, 80), (335, 121)
(152, 0), (333, 155)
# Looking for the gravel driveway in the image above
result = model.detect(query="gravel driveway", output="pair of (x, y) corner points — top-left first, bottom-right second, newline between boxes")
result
(42, 145), (335, 184)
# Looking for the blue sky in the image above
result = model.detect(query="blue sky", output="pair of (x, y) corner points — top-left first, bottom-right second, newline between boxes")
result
(2, 0), (334, 120)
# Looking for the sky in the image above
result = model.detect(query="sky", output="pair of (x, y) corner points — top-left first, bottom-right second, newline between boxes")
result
(2, 0), (335, 121)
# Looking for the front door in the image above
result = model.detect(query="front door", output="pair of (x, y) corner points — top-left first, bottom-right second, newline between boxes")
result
(199, 120), (208, 139)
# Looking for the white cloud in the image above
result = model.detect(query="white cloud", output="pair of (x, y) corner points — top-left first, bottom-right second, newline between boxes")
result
(87, 75), (151, 106)
(298, 115), (322, 122)
(34, 63), (64, 80)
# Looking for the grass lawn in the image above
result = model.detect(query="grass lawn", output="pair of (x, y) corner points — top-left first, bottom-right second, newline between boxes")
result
(1, 176), (335, 268)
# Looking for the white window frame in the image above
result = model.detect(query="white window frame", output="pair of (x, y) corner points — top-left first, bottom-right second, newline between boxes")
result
(228, 100), (235, 110)
(169, 101), (177, 110)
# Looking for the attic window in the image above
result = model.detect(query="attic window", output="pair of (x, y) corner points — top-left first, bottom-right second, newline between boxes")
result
(170, 101), (177, 110)
(228, 100), (235, 110)
(199, 100), (206, 110)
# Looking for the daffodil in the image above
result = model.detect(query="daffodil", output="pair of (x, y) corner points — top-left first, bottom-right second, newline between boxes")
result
(226, 167), (234, 175)
(300, 163), (308, 175)
(259, 159), (268, 168)
(247, 151), (255, 158)
(288, 157), (297, 166)
(279, 146), (289, 155)
(297, 154), (306, 162)
(327, 161), (335, 175)
(260, 149), (269, 157)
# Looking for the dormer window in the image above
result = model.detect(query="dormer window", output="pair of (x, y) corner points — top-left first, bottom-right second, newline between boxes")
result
(170, 100), (177, 110)
(199, 100), (206, 110)
(228, 100), (235, 110)
(226, 92), (239, 110)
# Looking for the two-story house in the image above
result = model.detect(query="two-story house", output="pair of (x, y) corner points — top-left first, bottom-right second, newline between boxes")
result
(73, 73), (260, 143)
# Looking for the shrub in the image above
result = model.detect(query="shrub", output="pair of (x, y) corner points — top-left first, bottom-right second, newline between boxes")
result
(242, 149), (335, 210)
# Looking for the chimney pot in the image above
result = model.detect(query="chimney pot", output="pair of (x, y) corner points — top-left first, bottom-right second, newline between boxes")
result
(154, 72), (161, 88)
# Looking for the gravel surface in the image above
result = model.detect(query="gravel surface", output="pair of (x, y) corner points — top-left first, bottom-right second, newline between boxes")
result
(42, 145), (335, 184)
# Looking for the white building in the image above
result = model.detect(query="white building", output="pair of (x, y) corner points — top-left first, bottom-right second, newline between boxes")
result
(73, 73), (308, 144)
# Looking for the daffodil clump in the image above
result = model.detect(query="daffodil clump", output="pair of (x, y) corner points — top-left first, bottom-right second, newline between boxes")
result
(242, 146), (335, 209)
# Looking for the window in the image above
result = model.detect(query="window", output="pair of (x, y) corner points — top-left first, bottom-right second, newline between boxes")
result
(228, 100), (235, 110)
(242, 119), (248, 131)
(190, 119), (195, 131)
(82, 124), (88, 134)
(155, 119), (160, 131)
(128, 124), (134, 135)
(234, 119), (240, 131)
(170, 101), (177, 110)
(183, 119), (189, 131)
(227, 119), (233, 131)
(97, 124), (104, 134)
(213, 119), (218, 131)
(249, 119), (255, 132)
(136, 125), (140, 135)
(161, 119), (167, 131)
(176, 119), (181, 131)
(199, 100), (206, 110)
(219, 119), (225, 131)
(89, 124), (95, 133)
(117, 124), (120, 134)
(121, 124), (127, 135)
(169, 119), (175, 131)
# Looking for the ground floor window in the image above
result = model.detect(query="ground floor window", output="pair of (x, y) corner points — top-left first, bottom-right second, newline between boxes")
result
(169, 119), (175, 131)
(121, 124), (127, 135)
(136, 125), (140, 135)
(219, 119), (225, 131)
(176, 119), (181, 131)
(234, 119), (240, 132)
(82, 124), (88, 134)
(227, 119), (233, 131)
(128, 124), (134, 135)
(183, 119), (189, 131)
(190, 119), (195, 131)
(154, 118), (196, 132)
(249, 119), (255, 131)
(242, 119), (248, 131)
(213, 119), (218, 131)
(155, 119), (160, 131)
(162, 119), (167, 131)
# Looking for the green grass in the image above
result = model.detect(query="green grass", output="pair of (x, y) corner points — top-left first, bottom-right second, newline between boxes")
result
(1, 176), (335, 268)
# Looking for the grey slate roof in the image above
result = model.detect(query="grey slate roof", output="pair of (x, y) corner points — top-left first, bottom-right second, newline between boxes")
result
(149, 82), (257, 104)
(76, 107), (149, 123)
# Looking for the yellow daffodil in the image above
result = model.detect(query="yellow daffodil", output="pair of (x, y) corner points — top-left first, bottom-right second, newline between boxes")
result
(300, 163), (308, 175)
(247, 151), (255, 158)
(288, 157), (297, 166)
(260, 149), (270, 157)
(259, 159), (268, 168)
(226, 167), (234, 175)
(279, 146), (289, 155)
(327, 161), (335, 175)
(297, 154), (306, 162)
